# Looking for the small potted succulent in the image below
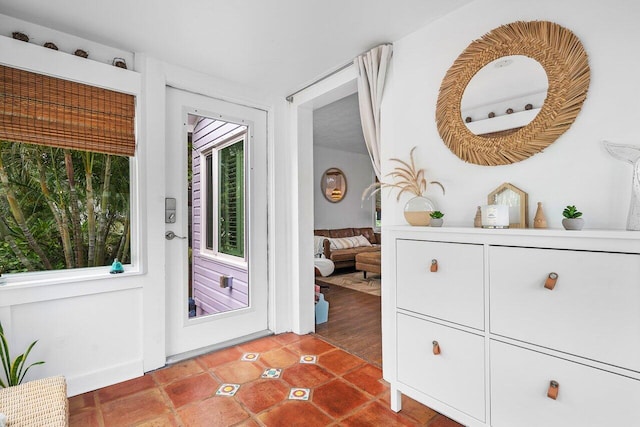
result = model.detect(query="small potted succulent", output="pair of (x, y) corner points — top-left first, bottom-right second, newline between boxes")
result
(430, 211), (444, 227)
(562, 205), (584, 230)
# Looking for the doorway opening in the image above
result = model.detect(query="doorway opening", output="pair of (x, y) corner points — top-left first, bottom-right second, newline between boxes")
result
(292, 77), (381, 364)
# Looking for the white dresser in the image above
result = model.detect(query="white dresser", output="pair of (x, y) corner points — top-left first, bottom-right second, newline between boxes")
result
(382, 227), (640, 427)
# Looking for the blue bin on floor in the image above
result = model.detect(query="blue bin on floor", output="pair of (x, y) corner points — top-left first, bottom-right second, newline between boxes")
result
(315, 293), (329, 324)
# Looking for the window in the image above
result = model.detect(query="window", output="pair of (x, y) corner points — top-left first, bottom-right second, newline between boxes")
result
(374, 177), (382, 230)
(204, 134), (246, 261)
(0, 65), (135, 275)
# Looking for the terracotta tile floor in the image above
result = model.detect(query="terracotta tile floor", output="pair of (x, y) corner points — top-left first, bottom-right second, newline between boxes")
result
(69, 333), (463, 426)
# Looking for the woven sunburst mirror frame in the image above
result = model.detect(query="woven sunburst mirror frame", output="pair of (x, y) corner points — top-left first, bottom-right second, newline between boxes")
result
(436, 21), (590, 166)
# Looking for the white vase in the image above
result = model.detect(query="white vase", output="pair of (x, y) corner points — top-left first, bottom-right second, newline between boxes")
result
(430, 218), (443, 227)
(403, 196), (436, 226)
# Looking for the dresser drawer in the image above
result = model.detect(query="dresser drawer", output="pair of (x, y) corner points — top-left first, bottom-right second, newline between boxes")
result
(397, 313), (485, 422)
(490, 246), (640, 371)
(396, 239), (484, 329)
(491, 340), (640, 427)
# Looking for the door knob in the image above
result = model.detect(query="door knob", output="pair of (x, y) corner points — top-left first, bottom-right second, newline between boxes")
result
(165, 231), (186, 240)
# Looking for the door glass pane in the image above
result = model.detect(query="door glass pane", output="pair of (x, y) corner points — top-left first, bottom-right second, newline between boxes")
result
(189, 113), (248, 318)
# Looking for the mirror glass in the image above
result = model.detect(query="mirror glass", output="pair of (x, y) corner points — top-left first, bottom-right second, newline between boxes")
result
(321, 168), (347, 203)
(462, 55), (548, 136)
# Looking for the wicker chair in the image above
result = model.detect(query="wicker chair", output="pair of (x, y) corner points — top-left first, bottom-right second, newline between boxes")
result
(0, 376), (68, 426)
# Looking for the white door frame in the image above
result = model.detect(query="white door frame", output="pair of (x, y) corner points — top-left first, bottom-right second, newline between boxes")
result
(288, 65), (358, 334)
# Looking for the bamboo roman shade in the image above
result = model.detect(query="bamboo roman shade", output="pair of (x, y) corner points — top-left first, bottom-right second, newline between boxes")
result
(0, 64), (136, 156)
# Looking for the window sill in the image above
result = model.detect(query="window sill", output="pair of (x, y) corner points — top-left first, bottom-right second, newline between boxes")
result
(195, 253), (248, 271)
(0, 265), (143, 290)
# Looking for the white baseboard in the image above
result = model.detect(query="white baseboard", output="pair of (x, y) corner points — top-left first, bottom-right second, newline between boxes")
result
(65, 359), (144, 397)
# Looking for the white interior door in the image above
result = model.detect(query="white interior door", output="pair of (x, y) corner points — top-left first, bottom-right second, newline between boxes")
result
(165, 87), (269, 359)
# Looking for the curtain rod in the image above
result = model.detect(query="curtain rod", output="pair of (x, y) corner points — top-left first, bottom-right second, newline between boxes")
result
(285, 43), (392, 103)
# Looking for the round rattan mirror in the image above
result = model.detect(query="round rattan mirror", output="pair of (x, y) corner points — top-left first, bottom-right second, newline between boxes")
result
(436, 21), (590, 166)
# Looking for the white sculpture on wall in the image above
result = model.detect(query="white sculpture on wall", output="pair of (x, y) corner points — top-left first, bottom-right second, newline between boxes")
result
(603, 141), (640, 231)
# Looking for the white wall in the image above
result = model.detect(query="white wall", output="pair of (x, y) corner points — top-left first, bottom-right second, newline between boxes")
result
(383, 0), (640, 230)
(0, 21), (287, 396)
(313, 145), (375, 229)
(0, 33), (148, 397)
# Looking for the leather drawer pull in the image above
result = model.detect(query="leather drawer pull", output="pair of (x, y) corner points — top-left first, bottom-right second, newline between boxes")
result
(432, 340), (441, 355)
(547, 380), (559, 400)
(430, 259), (438, 272)
(545, 272), (559, 290)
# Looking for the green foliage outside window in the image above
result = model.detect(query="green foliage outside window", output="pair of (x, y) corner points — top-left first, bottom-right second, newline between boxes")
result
(0, 141), (131, 274)
(218, 141), (244, 258)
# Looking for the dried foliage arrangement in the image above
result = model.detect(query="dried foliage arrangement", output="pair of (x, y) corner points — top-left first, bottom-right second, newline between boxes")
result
(436, 21), (590, 166)
(362, 147), (445, 201)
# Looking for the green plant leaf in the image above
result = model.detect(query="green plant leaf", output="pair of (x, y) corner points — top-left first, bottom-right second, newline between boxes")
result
(16, 340), (40, 384)
(9, 354), (23, 386)
(19, 361), (45, 385)
(0, 332), (11, 386)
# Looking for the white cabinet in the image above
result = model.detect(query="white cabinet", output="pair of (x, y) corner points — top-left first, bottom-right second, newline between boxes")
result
(397, 313), (485, 422)
(396, 240), (484, 330)
(490, 246), (640, 372)
(491, 340), (640, 427)
(384, 227), (640, 427)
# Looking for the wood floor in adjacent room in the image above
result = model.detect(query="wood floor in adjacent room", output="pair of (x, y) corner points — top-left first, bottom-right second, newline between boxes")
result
(314, 276), (382, 367)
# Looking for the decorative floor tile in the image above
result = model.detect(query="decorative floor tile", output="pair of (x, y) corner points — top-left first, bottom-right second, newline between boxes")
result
(318, 349), (365, 375)
(70, 333), (462, 427)
(260, 347), (299, 368)
(312, 379), (370, 418)
(236, 379), (290, 414)
(212, 360), (264, 384)
(300, 355), (317, 364)
(261, 368), (283, 379)
(281, 363), (334, 388)
(163, 373), (218, 408)
(288, 388), (310, 401)
(241, 352), (260, 362)
(216, 383), (240, 396)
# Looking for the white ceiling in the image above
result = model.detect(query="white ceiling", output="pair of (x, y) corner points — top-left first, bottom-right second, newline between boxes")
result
(0, 0), (474, 96)
(313, 93), (367, 155)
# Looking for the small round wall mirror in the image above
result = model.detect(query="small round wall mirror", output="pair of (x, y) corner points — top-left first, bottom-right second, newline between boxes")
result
(321, 168), (347, 203)
(436, 21), (590, 166)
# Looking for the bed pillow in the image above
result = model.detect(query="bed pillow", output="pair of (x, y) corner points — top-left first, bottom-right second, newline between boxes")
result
(328, 235), (372, 250)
